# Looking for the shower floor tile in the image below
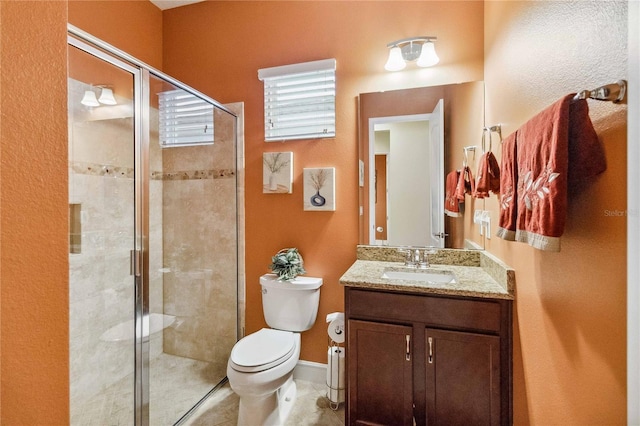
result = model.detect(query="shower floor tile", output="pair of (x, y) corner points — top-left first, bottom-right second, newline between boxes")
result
(72, 352), (227, 426)
(183, 379), (345, 426)
(73, 352), (344, 426)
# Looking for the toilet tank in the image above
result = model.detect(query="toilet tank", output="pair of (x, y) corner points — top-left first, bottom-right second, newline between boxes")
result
(260, 274), (323, 332)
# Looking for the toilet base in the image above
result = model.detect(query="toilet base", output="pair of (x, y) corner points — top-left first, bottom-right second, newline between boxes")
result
(237, 375), (297, 426)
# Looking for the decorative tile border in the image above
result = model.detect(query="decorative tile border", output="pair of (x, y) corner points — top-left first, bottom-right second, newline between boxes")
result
(160, 169), (235, 181)
(71, 161), (134, 179)
(71, 161), (235, 181)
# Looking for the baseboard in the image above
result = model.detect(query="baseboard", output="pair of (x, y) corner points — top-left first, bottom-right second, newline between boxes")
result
(293, 360), (327, 384)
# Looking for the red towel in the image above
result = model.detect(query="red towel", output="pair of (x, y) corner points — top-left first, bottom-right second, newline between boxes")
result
(567, 98), (606, 191)
(445, 170), (462, 217)
(455, 166), (475, 200)
(474, 151), (501, 198)
(496, 132), (518, 241)
(497, 95), (605, 250)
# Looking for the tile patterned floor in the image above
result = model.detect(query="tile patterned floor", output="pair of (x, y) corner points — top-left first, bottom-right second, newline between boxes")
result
(72, 353), (227, 426)
(73, 350), (344, 426)
(183, 380), (345, 426)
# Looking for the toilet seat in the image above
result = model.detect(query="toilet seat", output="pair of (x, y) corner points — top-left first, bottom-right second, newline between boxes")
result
(229, 328), (296, 373)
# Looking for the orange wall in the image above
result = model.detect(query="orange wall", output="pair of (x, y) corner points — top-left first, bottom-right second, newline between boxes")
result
(484, 1), (627, 423)
(162, 0), (484, 362)
(69, 0), (163, 70)
(0, 1), (163, 423)
(0, 1), (69, 423)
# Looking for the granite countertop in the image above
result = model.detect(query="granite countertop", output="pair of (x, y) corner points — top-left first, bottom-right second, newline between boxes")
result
(339, 246), (515, 300)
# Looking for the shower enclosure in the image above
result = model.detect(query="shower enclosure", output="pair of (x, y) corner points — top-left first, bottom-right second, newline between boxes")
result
(67, 26), (242, 425)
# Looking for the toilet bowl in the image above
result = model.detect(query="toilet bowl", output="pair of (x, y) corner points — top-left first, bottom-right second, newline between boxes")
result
(227, 329), (301, 425)
(226, 274), (322, 425)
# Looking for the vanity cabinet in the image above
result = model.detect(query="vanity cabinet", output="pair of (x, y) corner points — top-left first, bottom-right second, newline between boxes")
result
(348, 320), (414, 425)
(345, 287), (512, 426)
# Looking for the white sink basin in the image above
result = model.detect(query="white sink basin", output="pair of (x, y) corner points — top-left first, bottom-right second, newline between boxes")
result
(381, 269), (457, 284)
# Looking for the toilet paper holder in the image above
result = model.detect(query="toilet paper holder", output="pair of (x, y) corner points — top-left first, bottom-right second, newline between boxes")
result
(326, 312), (345, 410)
(326, 312), (345, 344)
(326, 342), (345, 410)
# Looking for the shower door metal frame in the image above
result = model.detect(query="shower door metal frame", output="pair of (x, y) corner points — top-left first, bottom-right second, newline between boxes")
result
(68, 32), (149, 425)
(68, 24), (239, 426)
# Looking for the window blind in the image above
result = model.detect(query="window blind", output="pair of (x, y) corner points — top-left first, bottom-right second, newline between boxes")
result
(158, 89), (214, 147)
(258, 58), (336, 142)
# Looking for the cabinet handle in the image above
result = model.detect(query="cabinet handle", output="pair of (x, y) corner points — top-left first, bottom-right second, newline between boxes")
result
(405, 335), (411, 361)
(428, 337), (433, 364)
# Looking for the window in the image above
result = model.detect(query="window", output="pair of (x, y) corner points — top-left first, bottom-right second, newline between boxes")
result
(258, 59), (336, 142)
(158, 89), (214, 147)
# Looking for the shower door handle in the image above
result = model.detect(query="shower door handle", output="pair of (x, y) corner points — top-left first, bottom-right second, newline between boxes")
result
(130, 249), (141, 277)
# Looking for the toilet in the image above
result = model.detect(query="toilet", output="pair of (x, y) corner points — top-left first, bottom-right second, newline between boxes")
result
(227, 273), (323, 425)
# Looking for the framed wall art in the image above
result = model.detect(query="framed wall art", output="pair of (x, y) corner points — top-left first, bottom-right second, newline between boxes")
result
(303, 167), (335, 211)
(263, 152), (293, 194)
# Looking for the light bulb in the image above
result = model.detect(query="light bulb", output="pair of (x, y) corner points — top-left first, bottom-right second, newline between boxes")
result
(98, 88), (117, 105)
(384, 46), (406, 72)
(416, 41), (440, 67)
(81, 90), (100, 107)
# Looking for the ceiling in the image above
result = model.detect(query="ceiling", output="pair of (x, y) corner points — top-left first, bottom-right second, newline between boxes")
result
(150, 0), (204, 10)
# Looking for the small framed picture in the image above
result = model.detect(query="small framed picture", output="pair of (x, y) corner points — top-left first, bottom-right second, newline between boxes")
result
(359, 159), (365, 187)
(303, 167), (336, 211)
(263, 152), (293, 194)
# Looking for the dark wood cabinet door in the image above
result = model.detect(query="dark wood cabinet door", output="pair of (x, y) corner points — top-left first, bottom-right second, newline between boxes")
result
(348, 319), (414, 426)
(425, 328), (501, 426)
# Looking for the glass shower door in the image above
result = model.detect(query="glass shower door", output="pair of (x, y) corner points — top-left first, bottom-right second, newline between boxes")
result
(147, 74), (238, 424)
(68, 43), (138, 425)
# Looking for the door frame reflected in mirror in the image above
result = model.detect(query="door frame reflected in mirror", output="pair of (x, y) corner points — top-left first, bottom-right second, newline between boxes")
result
(368, 110), (444, 247)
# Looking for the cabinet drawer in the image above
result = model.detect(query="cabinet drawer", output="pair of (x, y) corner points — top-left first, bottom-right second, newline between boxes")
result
(347, 288), (502, 333)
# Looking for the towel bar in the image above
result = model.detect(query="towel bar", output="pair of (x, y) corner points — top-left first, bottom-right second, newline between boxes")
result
(574, 80), (626, 103)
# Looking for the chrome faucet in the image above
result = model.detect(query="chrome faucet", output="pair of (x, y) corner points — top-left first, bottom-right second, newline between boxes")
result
(398, 247), (417, 267)
(399, 247), (438, 268)
(418, 249), (429, 269)
(418, 247), (438, 269)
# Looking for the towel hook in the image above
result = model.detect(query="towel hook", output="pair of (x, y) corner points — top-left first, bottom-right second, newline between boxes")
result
(482, 125), (502, 152)
(463, 146), (476, 167)
(481, 128), (493, 153)
(483, 124), (502, 146)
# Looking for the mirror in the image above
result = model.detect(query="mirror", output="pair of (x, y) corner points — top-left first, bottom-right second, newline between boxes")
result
(358, 81), (485, 249)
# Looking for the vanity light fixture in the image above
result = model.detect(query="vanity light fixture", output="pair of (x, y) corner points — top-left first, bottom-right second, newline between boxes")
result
(81, 86), (117, 107)
(384, 36), (440, 72)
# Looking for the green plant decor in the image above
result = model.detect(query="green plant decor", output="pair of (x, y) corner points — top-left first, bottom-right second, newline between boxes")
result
(269, 248), (306, 281)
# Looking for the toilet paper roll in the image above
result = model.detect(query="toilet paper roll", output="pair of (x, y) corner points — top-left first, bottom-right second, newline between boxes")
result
(326, 312), (344, 323)
(326, 346), (345, 404)
(327, 317), (345, 343)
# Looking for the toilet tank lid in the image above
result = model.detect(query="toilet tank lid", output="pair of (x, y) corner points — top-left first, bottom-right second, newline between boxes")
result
(260, 274), (323, 290)
(230, 328), (295, 368)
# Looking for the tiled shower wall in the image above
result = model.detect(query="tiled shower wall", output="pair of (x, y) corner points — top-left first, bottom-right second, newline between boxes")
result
(160, 107), (239, 373)
(68, 114), (149, 407)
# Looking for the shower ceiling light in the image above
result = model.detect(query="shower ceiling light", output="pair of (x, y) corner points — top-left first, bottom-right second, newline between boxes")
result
(385, 36), (440, 72)
(81, 86), (118, 107)
(81, 90), (100, 107)
(98, 87), (117, 105)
